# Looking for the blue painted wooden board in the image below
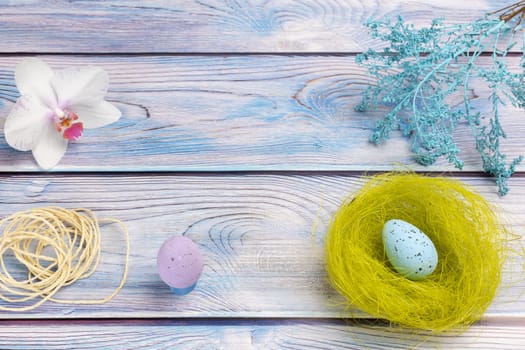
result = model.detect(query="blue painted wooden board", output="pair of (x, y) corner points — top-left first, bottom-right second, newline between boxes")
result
(0, 174), (523, 320)
(1, 319), (524, 349)
(0, 0), (518, 53)
(0, 56), (523, 175)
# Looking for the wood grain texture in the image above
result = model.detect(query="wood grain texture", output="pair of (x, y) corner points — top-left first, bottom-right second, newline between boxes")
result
(0, 174), (523, 319)
(0, 0), (517, 53)
(1, 0), (523, 347)
(0, 319), (524, 349)
(0, 55), (524, 175)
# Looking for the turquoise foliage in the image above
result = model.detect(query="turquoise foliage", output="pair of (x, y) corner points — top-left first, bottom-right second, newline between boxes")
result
(356, 16), (525, 195)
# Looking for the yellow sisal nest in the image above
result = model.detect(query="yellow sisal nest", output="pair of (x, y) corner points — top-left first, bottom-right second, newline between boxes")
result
(325, 173), (512, 332)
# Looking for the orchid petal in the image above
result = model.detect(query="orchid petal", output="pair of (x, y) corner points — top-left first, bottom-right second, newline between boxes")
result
(32, 122), (68, 170)
(71, 101), (121, 129)
(4, 95), (51, 151)
(51, 66), (109, 107)
(15, 58), (56, 108)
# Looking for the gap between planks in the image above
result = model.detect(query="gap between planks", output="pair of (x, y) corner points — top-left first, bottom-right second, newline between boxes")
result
(1, 170), (524, 177)
(0, 52), (522, 57)
(0, 316), (523, 327)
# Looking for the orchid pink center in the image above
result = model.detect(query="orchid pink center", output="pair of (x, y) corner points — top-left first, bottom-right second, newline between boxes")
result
(53, 108), (84, 141)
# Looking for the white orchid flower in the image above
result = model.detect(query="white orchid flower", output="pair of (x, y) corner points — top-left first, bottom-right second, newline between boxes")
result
(4, 58), (121, 169)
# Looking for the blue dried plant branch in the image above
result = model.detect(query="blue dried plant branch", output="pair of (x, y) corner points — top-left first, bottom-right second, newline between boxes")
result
(356, 16), (525, 195)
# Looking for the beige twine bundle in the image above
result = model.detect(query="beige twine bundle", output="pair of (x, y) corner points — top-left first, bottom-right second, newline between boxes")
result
(0, 207), (129, 311)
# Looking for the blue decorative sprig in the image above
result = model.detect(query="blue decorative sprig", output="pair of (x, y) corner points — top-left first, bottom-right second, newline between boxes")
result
(356, 16), (525, 195)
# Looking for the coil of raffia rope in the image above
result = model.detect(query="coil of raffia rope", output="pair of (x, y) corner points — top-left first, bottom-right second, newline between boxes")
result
(0, 207), (129, 312)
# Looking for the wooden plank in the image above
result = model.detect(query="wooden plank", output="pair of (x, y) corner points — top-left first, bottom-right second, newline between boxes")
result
(0, 0), (516, 53)
(0, 174), (523, 318)
(0, 319), (524, 349)
(0, 55), (524, 174)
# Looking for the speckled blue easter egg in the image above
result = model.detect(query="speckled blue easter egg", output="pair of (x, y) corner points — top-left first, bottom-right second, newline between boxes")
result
(157, 236), (204, 295)
(382, 219), (438, 281)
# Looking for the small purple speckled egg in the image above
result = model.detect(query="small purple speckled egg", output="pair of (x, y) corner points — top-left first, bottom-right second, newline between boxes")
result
(157, 236), (204, 295)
